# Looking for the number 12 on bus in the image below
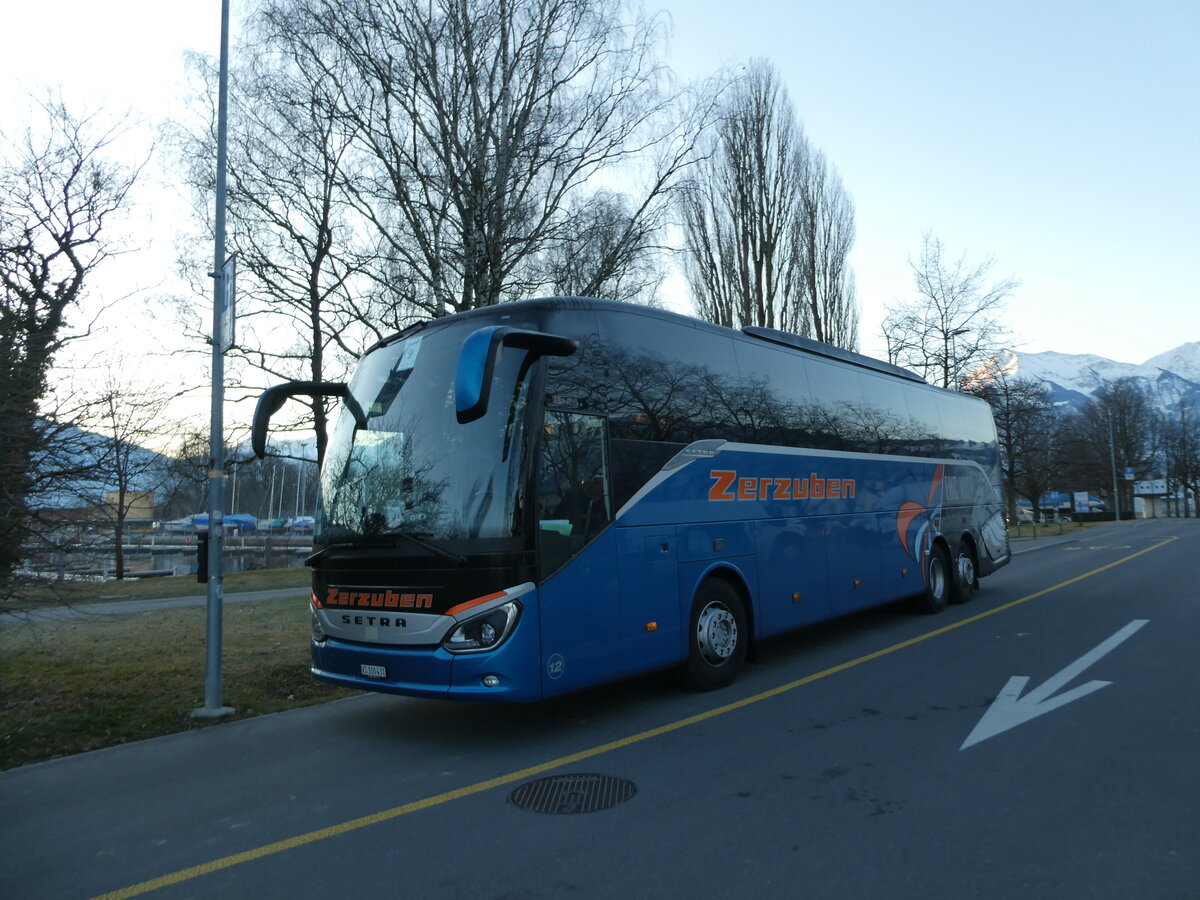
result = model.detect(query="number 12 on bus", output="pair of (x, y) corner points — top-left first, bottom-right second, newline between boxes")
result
(252, 297), (1010, 701)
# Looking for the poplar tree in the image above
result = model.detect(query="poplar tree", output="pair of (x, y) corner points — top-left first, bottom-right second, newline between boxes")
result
(680, 60), (859, 348)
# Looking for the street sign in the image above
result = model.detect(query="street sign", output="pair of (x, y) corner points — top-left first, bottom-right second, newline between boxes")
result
(219, 253), (237, 353)
(1123, 467), (1134, 481)
(1074, 491), (1090, 514)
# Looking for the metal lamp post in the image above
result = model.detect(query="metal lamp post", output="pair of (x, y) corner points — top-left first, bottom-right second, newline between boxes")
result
(1108, 414), (1120, 523)
(194, 0), (235, 719)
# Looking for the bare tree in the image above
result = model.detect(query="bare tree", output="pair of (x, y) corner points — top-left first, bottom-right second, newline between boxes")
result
(69, 374), (174, 580)
(158, 429), (213, 521)
(0, 98), (140, 582)
(964, 358), (1060, 523)
(882, 233), (1016, 389)
(680, 60), (858, 347)
(1013, 422), (1064, 522)
(1058, 378), (1158, 518)
(177, 21), (376, 465)
(15, 387), (111, 585)
(796, 148), (859, 348)
(174, 0), (701, 458)
(680, 61), (805, 331)
(541, 189), (665, 304)
(263, 0), (696, 319)
(1161, 398), (1199, 517)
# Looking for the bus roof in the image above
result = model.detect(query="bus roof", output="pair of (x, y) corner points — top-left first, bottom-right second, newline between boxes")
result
(368, 296), (925, 385)
(740, 325), (925, 383)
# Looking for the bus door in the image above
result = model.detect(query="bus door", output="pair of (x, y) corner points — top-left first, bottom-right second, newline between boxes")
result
(536, 410), (620, 695)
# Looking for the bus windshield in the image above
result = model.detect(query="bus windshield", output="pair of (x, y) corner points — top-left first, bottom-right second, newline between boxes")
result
(317, 324), (536, 544)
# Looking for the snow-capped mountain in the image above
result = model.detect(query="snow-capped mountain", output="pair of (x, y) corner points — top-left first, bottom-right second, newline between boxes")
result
(1144, 342), (1200, 385)
(989, 343), (1200, 415)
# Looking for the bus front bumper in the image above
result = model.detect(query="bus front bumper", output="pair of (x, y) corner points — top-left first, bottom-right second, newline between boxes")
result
(310, 620), (543, 702)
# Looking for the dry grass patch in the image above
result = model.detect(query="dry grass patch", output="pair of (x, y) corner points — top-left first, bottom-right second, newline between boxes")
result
(0, 595), (354, 770)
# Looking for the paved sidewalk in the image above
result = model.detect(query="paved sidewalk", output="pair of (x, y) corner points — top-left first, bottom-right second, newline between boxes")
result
(0, 586), (310, 627)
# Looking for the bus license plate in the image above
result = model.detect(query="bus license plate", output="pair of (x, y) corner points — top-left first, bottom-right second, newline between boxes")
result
(360, 664), (387, 679)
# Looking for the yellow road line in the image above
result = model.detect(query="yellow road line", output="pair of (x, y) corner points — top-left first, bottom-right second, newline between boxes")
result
(94, 536), (1177, 900)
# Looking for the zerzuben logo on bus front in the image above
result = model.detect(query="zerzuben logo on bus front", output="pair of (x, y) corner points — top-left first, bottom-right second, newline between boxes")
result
(708, 470), (857, 502)
(324, 588), (434, 610)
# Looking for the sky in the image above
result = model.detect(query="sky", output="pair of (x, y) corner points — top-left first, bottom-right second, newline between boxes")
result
(2, 0), (1197, 426)
(659, 0), (1199, 363)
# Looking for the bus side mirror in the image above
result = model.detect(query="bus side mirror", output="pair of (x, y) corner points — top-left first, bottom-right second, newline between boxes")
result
(455, 326), (577, 424)
(251, 381), (351, 458)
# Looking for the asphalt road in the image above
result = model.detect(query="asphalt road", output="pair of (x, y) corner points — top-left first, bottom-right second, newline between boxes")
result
(2, 518), (1196, 899)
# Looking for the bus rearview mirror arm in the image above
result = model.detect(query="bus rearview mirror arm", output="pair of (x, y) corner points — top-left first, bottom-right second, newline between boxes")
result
(251, 381), (359, 458)
(456, 326), (577, 424)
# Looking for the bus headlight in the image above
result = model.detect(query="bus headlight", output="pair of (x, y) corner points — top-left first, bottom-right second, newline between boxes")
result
(443, 601), (521, 653)
(311, 608), (327, 643)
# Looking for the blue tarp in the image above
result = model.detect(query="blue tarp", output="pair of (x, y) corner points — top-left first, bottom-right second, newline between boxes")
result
(193, 513), (258, 534)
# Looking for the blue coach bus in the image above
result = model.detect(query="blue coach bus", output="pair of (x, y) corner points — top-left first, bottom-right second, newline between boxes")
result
(252, 297), (1010, 700)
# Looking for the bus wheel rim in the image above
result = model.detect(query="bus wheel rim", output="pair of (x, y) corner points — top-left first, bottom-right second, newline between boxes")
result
(697, 602), (737, 665)
(959, 553), (975, 586)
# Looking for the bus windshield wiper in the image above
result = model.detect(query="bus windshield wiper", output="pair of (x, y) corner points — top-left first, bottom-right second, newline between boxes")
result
(304, 535), (365, 566)
(307, 532), (466, 567)
(392, 531), (467, 566)
(305, 545), (333, 566)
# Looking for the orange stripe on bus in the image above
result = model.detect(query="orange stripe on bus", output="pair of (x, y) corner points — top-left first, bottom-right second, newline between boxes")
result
(896, 502), (925, 554)
(445, 591), (509, 617)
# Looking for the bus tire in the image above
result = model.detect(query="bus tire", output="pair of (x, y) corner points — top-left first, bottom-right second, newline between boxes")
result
(682, 578), (748, 691)
(949, 541), (977, 605)
(913, 544), (950, 614)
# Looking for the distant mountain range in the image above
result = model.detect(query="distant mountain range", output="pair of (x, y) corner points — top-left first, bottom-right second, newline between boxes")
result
(986, 341), (1200, 416)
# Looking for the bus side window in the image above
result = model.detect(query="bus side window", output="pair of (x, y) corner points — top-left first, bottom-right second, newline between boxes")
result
(804, 359), (869, 452)
(538, 411), (613, 575)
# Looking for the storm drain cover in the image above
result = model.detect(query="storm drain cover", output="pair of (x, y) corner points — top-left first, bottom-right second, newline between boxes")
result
(509, 773), (636, 814)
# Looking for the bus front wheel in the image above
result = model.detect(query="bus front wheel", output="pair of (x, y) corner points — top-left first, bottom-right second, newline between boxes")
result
(913, 544), (950, 614)
(682, 578), (748, 691)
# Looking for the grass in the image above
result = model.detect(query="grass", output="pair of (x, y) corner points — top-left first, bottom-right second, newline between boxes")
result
(0, 572), (354, 771)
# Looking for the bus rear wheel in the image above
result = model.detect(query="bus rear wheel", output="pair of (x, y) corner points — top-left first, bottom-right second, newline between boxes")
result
(913, 544), (950, 614)
(949, 542), (977, 605)
(682, 578), (748, 691)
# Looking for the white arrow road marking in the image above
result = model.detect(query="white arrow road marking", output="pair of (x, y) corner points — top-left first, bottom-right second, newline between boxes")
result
(961, 619), (1149, 750)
